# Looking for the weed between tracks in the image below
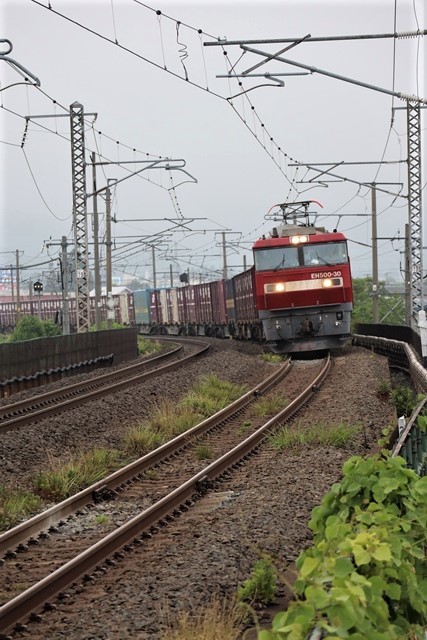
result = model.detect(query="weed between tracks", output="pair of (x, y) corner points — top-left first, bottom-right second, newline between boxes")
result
(269, 421), (362, 450)
(160, 594), (246, 640)
(0, 374), (246, 529)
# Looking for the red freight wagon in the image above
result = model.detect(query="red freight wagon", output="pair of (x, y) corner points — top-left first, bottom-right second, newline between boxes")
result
(166, 288), (179, 324)
(193, 282), (213, 324)
(233, 267), (258, 323)
(149, 290), (161, 325)
(210, 279), (227, 324)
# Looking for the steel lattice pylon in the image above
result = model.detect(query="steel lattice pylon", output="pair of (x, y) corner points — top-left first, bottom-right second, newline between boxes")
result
(407, 101), (423, 322)
(70, 101), (89, 332)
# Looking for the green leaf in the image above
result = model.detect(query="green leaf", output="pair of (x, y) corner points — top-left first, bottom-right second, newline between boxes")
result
(334, 556), (354, 578)
(300, 556), (321, 578)
(305, 585), (330, 609)
(328, 602), (357, 630)
(384, 582), (401, 600)
(352, 543), (371, 566)
(372, 543), (392, 563)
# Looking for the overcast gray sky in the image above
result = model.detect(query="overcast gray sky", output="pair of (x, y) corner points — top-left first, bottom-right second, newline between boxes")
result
(1, 0), (426, 289)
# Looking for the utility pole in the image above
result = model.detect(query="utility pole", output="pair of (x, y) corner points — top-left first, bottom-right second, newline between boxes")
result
(61, 236), (70, 335)
(151, 245), (157, 289)
(27, 104), (97, 332)
(15, 250), (21, 326)
(70, 101), (90, 333)
(105, 185), (113, 330)
(404, 224), (411, 326)
(211, 35), (425, 323)
(215, 231), (242, 280)
(170, 264), (173, 288)
(45, 237), (72, 335)
(221, 232), (227, 279)
(86, 157), (197, 329)
(371, 186), (379, 323)
(91, 152), (102, 331)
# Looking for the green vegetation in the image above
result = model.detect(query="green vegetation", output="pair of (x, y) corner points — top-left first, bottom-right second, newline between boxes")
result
(8, 315), (62, 342)
(237, 419), (253, 434)
(252, 396), (288, 418)
(0, 374), (245, 511)
(123, 401), (203, 456)
(123, 424), (166, 456)
(391, 385), (421, 418)
(93, 514), (110, 526)
(137, 336), (163, 355)
(89, 321), (126, 331)
(237, 557), (277, 606)
(195, 443), (213, 460)
(0, 485), (42, 531)
(351, 277), (404, 329)
(179, 375), (246, 417)
(260, 454), (427, 640)
(270, 422), (362, 450)
(377, 379), (391, 401)
(125, 376), (245, 456)
(33, 449), (122, 500)
(161, 596), (244, 640)
(260, 352), (282, 364)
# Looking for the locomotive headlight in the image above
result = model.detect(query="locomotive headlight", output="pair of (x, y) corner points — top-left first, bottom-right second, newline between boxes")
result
(264, 282), (286, 293)
(290, 235), (308, 245)
(322, 278), (342, 288)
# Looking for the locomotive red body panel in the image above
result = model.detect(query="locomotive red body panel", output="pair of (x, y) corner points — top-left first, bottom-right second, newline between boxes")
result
(252, 227), (353, 353)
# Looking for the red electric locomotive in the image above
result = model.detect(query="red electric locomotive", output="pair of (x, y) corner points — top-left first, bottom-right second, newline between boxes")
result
(252, 201), (353, 354)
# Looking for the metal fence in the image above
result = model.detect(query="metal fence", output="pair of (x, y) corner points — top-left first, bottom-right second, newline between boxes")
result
(353, 328), (427, 476)
(0, 328), (139, 382)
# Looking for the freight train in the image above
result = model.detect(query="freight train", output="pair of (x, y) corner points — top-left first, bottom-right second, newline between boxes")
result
(0, 202), (353, 354)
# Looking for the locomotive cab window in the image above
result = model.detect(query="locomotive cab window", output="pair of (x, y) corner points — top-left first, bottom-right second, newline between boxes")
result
(302, 242), (348, 267)
(254, 247), (299, 271)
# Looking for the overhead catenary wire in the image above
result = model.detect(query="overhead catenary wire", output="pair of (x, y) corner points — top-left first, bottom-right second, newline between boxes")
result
(6, 1), (425, 282)
(28, 0), (301, 190)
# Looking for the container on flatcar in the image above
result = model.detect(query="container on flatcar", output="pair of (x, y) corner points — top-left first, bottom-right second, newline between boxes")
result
(252, 224), (353, 353)
(210, 280), (227, 325)
(133, 289), (151, 326)
(193, 282), (213, 324)
(232, 267), (260, 340)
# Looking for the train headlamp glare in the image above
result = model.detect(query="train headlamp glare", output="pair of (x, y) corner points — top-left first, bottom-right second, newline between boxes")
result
(290, 235), (308, 245)
(264, 282), (286, 293)
(322, 278), (341, 288)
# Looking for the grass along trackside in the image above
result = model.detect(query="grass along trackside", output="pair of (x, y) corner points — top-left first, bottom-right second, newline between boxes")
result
(0, 374), (247, 529)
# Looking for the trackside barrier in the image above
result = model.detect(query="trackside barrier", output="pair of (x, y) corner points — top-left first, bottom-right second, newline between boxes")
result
(0, 354), (114, 399)
(353, 333), (427, 476)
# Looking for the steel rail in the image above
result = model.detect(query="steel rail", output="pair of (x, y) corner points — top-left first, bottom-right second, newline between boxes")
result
(0, 339), (210, 434)
(0, 340), (184, 420)
(0, 358), (291, 554)
(0, 356), (330, 634)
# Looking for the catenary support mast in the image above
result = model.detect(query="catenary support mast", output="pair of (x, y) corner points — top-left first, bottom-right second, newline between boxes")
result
(70, 101), (89, 333)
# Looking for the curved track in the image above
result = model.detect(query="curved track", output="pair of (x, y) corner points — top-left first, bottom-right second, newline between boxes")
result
(0, 338), (209, 434)
(0, 356), (331, 635)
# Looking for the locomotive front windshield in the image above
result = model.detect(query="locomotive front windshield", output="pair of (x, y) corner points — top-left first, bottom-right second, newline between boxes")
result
(254, 241), (348, 271)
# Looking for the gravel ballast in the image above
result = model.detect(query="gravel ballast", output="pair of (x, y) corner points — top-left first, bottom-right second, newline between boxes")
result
(1, 340), (397, 639)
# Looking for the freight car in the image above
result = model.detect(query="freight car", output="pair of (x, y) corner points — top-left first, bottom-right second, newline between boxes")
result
(135, 202), (353, 354)
(0, 202), (353, 354)
(0, 289), (134, 333)
(133, 268), (260, 341)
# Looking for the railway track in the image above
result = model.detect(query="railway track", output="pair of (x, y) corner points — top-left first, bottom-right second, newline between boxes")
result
(0, 338), (209, 434)
(0, 355), (331, 635)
